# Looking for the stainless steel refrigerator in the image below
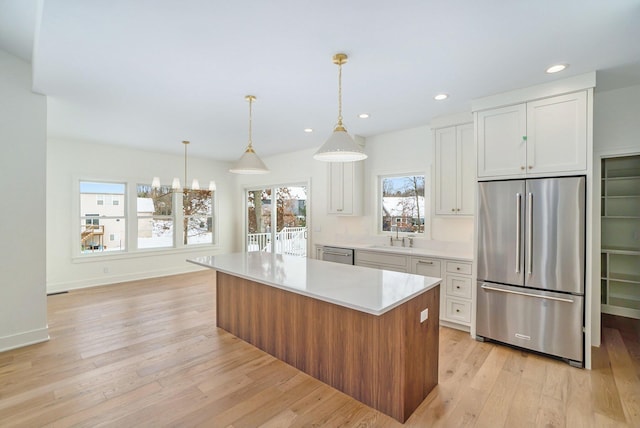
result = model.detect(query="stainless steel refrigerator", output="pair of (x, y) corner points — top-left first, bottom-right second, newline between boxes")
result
(476, 176), (585, 367)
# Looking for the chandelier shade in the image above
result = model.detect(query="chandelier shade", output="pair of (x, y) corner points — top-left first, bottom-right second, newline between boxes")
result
(151, 141), (215, 192)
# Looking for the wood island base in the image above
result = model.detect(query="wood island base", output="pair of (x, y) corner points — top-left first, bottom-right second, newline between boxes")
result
(216, 271), (440, 423)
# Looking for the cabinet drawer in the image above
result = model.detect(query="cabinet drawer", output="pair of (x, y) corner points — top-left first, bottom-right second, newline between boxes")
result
(411, 257), (442, 278)
(444, 297), (471, 324)
(355, 251), (408, 269)
(357, 261), (408, 273)
(446, 275), (472, 298)
(446, 261), (472, 275)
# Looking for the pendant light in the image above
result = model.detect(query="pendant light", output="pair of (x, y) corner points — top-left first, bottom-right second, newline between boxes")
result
(151, 140), (216, 192)
(313, 53), (367, 162)
(229, 95), (269, 174)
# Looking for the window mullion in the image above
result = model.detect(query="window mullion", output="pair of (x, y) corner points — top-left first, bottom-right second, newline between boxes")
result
(174, 191), (184, 249)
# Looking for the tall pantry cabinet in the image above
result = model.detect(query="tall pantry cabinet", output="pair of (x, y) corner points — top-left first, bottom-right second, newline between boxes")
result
(601, 154), (640, 319)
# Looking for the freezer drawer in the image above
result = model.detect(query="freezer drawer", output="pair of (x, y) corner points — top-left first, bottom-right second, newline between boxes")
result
(476, 281), (584, 364)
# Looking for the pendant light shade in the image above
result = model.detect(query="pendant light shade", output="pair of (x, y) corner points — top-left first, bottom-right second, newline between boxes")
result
(314, 53), (367, 162)
(230, 95), (269, 174)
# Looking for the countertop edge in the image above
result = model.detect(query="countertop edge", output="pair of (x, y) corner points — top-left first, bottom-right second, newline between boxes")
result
(315, 242), (474, 262)
(188, 257), (441, 316)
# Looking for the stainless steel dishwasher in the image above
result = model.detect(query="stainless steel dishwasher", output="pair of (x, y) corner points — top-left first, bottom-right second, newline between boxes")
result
(321, 246), (354, 265)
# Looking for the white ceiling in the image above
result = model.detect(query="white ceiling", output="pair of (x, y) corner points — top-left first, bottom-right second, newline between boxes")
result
(1, 0), (640, 160)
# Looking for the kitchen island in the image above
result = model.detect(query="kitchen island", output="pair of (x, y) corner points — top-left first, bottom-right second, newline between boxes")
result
(188, 252), (441, 423)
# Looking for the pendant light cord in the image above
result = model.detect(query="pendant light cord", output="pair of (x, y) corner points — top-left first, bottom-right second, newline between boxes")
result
(183, 140), (188, 190)
(248, 97), (253, 148)
(337, 61), (343, 128)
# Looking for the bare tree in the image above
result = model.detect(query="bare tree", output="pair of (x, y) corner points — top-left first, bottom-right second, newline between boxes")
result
(405, 176), (425, 232)
(183, 190), (212, 245)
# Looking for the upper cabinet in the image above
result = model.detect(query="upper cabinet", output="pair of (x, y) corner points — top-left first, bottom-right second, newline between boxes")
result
(327, 161), (364, 215)
(434, 123), (474, 215)
(476, 90), (588, 179)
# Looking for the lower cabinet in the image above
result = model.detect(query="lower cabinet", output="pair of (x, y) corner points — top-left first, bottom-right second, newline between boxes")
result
(354, 250), (473, 331)
(440, 261), (473, 329)
(355, 250), (409, 272)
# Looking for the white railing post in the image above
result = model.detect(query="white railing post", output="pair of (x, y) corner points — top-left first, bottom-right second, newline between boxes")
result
(247, 227), (307, 257)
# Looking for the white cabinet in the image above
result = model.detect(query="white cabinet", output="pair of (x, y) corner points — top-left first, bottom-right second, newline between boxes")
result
(476, 91), (587, 178)
(410, 257), (442, 278)
(441, 260), (473, 329)
(354, 248), (473, 331)
(434, 123), (474, 215)
(328, 161), (364, 215)
(355, 250), (409, 272)
(410, 256), (473, 331)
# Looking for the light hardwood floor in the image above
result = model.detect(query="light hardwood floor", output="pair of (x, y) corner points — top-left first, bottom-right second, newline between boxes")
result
(0, 271), (638, 427)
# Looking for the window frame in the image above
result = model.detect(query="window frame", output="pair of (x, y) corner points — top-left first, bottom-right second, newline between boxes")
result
(244, 181), (310, 257)
(376, 171), (430, 239)
(79, 180), (127, 254)
(136, 183), (176, 250)
(73, 177), (218, 261)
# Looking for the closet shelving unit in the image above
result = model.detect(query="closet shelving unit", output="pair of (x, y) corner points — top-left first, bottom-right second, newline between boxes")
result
(601, 154), (640, 319)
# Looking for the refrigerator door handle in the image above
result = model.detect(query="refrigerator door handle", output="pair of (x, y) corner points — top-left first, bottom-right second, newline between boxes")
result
(527, 192), (533, 275)
(515, 193), (521, 274)
(481, 284), (575, 303)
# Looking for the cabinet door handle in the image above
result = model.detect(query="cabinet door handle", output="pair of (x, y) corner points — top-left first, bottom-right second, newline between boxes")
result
(456, 285), (461, 289)
(528, 166), (533, 169)
(451, 208), (455, 212)
(417, 260), (434, 265)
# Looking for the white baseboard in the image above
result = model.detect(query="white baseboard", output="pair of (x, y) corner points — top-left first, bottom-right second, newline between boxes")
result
(46, 265), (207, 294)
(0, 327), (49, 352)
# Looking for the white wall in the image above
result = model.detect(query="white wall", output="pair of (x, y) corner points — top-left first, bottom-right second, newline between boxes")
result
(46, 138), (237, 292)
(234, 125), (474, 252)
(0, 50), (49, 351)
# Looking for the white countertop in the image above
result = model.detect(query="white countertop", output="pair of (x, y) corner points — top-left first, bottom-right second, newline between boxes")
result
(188, 252), (441, 316)
(316, 242), (474, 262)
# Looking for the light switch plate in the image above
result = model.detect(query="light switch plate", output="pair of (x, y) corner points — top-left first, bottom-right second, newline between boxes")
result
(420, 308), (428, 323)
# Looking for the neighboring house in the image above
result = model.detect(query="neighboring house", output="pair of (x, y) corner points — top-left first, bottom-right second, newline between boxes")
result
(80, 192), (126, 251)
(136, 197), (155, 238)
(382, 196), (426, 232)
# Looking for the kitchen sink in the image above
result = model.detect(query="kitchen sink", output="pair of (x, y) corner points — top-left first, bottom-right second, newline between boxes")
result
(368, 245), (413, 252)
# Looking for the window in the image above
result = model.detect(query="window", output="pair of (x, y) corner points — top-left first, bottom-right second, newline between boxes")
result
(79, 180), (215, 256)
(183, 189), (214, 245)
(137, 184), (174, 249)
(80, 181), (126, 253)
(380, 174), (426, 234)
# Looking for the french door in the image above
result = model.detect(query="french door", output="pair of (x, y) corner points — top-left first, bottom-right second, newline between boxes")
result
(246, 184), (307, 257)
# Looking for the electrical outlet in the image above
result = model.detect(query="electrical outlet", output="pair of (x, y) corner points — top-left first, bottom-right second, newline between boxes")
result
(420, 308), (429, 323)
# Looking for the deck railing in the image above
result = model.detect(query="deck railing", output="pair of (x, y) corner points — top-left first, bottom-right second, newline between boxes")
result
(247, 227), (307, 257)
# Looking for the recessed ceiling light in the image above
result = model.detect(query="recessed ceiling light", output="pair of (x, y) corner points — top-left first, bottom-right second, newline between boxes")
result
(304, 128), (313, 133)
(546, 64), (568, 74)
(358, 113), (370, 119)
(434, 93), (448, 101)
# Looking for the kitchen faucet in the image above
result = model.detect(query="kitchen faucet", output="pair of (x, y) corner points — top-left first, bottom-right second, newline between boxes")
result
(390, 225), (404, 246)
